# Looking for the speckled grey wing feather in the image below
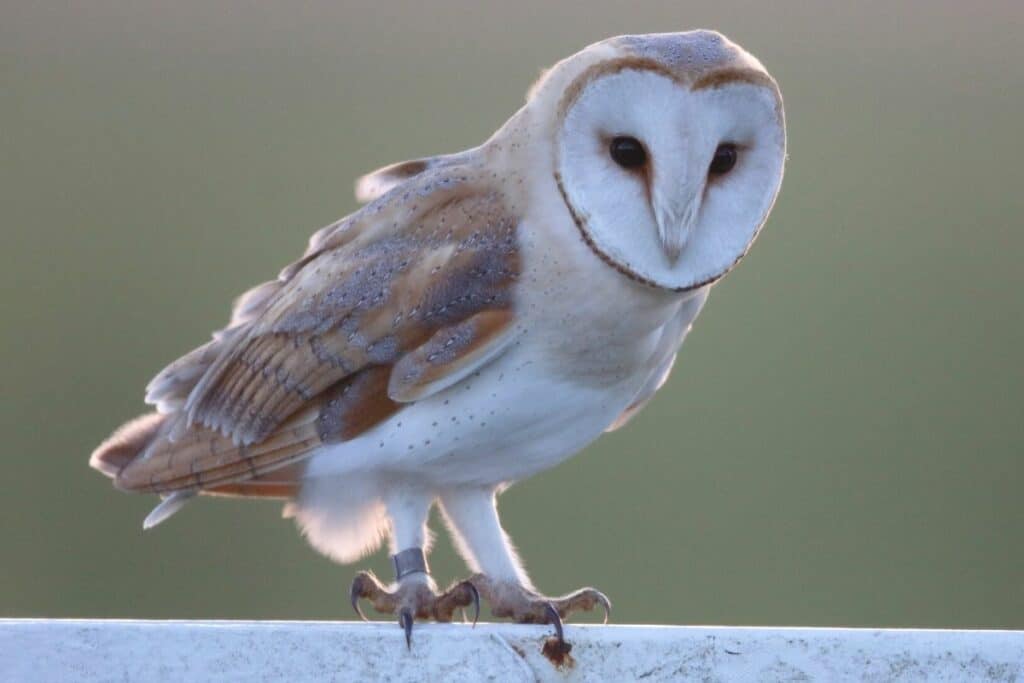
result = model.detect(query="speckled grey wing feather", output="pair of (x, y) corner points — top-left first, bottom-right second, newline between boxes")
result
(91, 163), (522, 496)
(354, 149), (479, 203)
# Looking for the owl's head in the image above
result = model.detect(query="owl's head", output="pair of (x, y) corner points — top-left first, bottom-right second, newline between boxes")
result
(531, 31), (786, 292)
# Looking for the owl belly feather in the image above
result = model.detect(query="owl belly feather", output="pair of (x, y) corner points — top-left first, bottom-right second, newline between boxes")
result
(303, 345), (623, 487)
(303, 287), (700, 488)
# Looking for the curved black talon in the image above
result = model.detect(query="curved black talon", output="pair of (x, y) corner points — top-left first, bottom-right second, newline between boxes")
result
(462, 580), (481, 627)
(348, 577), (368, 622)
(543, 602), (564, 644)
(399, 607), (414, 649)
(595, 591), (612, 625)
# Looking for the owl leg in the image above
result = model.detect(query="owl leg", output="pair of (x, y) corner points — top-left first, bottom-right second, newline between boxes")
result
(348, 489), (478, 648)
(439, 487), (610, 654)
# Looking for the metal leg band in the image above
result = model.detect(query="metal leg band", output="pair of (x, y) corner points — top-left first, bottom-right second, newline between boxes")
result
(391, 547), (428, 581)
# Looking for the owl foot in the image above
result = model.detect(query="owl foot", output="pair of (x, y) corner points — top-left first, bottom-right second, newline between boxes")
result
(348, 567), (479, 649)
(467, 573), (610, 653)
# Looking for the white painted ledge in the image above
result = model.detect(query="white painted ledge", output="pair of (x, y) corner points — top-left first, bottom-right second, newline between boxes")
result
(2, 620), (1022, 682)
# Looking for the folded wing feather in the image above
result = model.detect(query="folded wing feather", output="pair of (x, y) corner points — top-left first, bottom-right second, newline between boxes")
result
(91, 165), (521, 502)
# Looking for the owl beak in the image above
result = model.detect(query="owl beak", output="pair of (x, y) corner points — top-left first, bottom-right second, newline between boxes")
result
(654, 189), (702, 265)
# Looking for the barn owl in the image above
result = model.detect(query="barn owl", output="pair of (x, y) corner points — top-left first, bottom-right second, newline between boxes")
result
(91, 30), (785, 649)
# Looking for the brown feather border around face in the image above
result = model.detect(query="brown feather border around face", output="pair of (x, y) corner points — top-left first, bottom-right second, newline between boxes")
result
(550, 52), (780, 294)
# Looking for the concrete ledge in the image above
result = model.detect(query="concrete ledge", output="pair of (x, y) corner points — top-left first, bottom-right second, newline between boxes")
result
(2, 619), (1022, 682)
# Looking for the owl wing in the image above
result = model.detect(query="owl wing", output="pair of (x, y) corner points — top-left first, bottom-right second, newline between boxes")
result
(93, 166), (521, 496)
(605, 353), (678, 432)
(605, 289), (709, 432)
(353, 149), (478, 203)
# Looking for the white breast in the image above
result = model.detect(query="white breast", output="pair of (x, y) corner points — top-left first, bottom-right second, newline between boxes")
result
(304, 300), (705, 489)
(303, 340), (621, 487)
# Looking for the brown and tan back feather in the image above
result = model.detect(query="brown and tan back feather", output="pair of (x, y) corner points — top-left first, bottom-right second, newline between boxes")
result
(91, 166), (521, 497)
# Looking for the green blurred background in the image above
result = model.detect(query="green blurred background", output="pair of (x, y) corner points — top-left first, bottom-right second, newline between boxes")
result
(3, 2), (1022, 628)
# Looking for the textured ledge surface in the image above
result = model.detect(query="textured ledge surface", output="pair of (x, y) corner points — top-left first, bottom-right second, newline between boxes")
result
(2, 619), (1023, 682)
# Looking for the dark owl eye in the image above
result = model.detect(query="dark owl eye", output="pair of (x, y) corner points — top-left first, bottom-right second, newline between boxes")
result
(708, 143), (738, 176)
(609, 136), (647, 168)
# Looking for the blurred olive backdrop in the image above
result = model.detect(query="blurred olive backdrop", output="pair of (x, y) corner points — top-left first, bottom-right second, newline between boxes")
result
(3, 2), (1022, 627)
